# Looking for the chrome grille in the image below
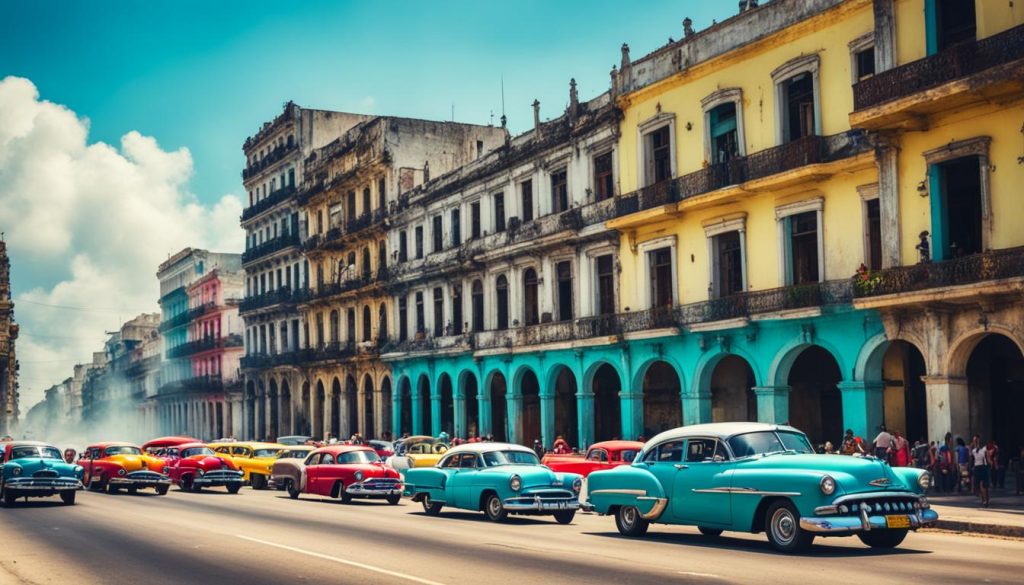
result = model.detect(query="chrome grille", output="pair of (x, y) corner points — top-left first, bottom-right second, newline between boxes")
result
(363, 478), (400, 488)
(836, 493), (919, 516)
(32, 469), (59, 478)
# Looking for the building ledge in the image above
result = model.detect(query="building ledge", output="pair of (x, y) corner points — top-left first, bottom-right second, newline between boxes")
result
(688, 317), (750, 332)
(852, 276), (1024, 310)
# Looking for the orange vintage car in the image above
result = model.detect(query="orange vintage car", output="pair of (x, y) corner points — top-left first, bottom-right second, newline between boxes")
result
(541, 441), (644, 478)
(80, 442), (173, 495)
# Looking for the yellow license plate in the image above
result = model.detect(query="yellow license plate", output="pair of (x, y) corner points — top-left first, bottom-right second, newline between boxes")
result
(885, 515), (911, 529)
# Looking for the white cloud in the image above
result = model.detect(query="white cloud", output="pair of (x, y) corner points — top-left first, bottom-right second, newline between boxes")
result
(0, 76), (244, 410)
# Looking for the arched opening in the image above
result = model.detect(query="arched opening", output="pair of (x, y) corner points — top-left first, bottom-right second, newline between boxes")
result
(642, 361), (682, 438)
(439, 373), (454, 436)
(268, 380), (279, 440)
(490, 372), (508, 441)
(245, 381), (257, 439)
(879, 341), (928, 445)
(280, 380), (292, 434)
(363, 375), (376, 440)
(461, 372), (479, 439)
(417, 374), (431, 435)
(345, 375), (358, 438)
(523, 268), (539, 326)
(520, 369), (541, 447)
(788, 346), (843, 447)
(496, 275), (509, 330)
(553, 367), (578, 450)
(710, 355), (756, 423)
(362, 305), (372, 342)
(593, 363), (622, 441)
(330, 378), (342, 439)
(399, 377), (413, 435)
(313, 380), (326, 440)
(300, 381), (310, 436)
(471, 279), (484, 332)
(380, 377), (392, 441)
(965, 334), (1024, 467)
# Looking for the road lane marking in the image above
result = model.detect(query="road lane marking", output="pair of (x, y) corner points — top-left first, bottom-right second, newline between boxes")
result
(678, 571), (723, 579)
(235, 535), (447, 585)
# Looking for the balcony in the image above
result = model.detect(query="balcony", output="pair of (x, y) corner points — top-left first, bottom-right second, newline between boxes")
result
(239, 287), (296, 314)
(610, 131), (871, 228)
(158, 302), (217, 333)
(165, 334), (243, 360)
(303, 209), (388, 253)
(241, 185), (297, 222)
(853, 246), (1024, 309)
(242, 143), (298, 181)
(852, 24), (1024, 130)
(296, 268), (389, 305)
(159, 375), (225, 395)
(242, 232), (300, 264)
(292, 342), (357, 365)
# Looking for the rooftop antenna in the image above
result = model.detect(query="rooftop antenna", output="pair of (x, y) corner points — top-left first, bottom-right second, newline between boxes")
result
(451, 103), (455, 122)
(500, 76), (507, 128)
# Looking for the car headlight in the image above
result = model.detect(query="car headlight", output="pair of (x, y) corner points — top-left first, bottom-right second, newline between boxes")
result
(918, 472), (931, 490)
(509, 475), (521, 492)
(11, 466), (21, 476)
(820, 475), (836, 495)
(197, 469), (205, 477)
(355, 471), (364, 481)
(163, 466), (170, 474)
(117, 468), (127, 476)
(572, 478), (582, 494)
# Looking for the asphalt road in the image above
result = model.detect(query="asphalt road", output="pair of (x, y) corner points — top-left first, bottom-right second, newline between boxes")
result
(0, 486), (1020, 585)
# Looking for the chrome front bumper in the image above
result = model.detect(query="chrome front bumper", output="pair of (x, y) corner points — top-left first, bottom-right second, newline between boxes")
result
(503, 494), (580, 512)
(345, 479), (402, 497)
(801, 508), (938, 533)
(192, 470), (243, 486)
(5, 477), (83, 493)
(110, 471), (172, 486)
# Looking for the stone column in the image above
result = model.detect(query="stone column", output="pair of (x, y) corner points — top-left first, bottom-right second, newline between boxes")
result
(411, 389), (423, 436)
(454, 384), (467, 439)
(392, 392), (402, 439)
(539, 390), (555, 450)
(922, 376), (969, 442)
(620, 391), (643, 442)
(430, 385), (442, 437)
(838, 381), (885, 440)
(506, 391), (523, 445)
(324, 388), (334, 440)
(683, 390), (712, 425)
(289, 385), (300, 435)
(477, 362), (492, 437)
(877, 141), (901, 268)
(753, 385), (791, 425)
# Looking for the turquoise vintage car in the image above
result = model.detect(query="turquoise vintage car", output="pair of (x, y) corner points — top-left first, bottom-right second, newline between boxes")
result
(403, 443), (583, 524)
(586, 423), (937, 553)
(0, 441), (84, 506)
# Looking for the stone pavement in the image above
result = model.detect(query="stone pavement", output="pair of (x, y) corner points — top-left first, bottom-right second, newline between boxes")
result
(928, 490), (1024, 538)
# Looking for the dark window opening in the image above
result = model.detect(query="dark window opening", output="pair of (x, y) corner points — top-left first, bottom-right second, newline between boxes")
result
(866, 199), (882, 270)
(551, 170), (568, 214)
(414, 226), (424, 259)
(788, 210), (819, 284)
(596, 255), (615, 316)
(646, 126), (672, 185)
(556, 261), (573, 322)
(452, 284), (463, 335)
(783, 73), (816, 142)
(709, 103), (740, 164)
(593, 152), (614, 201)
(432, 215), (443, 253)
(496, 275), (509, 330)
(378, 177), (386, 209)
(398, 297), (408, 341)
(433, 287), (444, 337)
(363, 188), (371, 214)
(362, 305), (371, 342)
(940, 156), (983, 257)
(451, 209), (461, 247)
(346, 308), (356, 343)
(415, 292), (425, 335)
(713, 231), (743, 298)
(471, 201), (481, 239)
(347, 192), (356, 222)
(523, 268), (539, 326)
(855, 47), (876, 82)
(649, 248), (673, 307)
(471, 280), (484, 332)
(937, 0), (977, 51)
(494, 193), (506, 233)
(399, 231), (408, 262)
(521, 180), (534, 222)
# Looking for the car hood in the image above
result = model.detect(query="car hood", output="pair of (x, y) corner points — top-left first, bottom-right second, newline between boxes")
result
(475, 465), (574, 488)
(5, 458), (79, 477)
(189, 455), (235, 470)
(739, 453), (906, 491)
(104, 455), (163, 472)
(349, 463), (401, 479)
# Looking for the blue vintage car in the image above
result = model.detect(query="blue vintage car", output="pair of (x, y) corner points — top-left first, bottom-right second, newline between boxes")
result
(586, 423), (937, 552)
(403, 443), (583, 523)
(0, 441), (84, 506)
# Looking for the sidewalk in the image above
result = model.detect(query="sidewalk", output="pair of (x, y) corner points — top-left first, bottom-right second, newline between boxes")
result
(927, 490), (1024, 538)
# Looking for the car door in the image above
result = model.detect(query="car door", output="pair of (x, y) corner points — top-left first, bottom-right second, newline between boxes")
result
(583, 448), (609, 476)
(453, 453), (481, 508)
(305, 453), (324, 494)
(672, 438), (733, 526)
(639, 439), (686, 520)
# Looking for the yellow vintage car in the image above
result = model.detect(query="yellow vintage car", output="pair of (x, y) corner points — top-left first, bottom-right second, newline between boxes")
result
(386, 436), (449, 472)
(208, 442), (284, 489)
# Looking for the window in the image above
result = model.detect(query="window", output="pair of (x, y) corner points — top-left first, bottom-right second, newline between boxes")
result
(645, 126), (673, 185)
(378, 241), (387, 272)
(708, 103), (740, 164)
(433, 287), (444, 337)
(711, 230), (744, 298)
(362, 305), (372, 342)
(378, 177), (386, 210)
(782, 73), (815, 142)
(936, 0), (976, 51)
(494, 193), (506, 233)
(415, 292), (425, 335)
(346, 308), (356, 342)
(523, 268), (539, 326)
(556, 261), (573, 322)
(452, 284), (463, 335)
(398, 297), (408, 341)
(520, 180), (534, 222)
(593, 152), (614, 201)
(470, 201), (481, 239)
(361, 248), (371, 279)
(379, 304), (388, 343)
(496, 275), (509, 330)
(317, 210), (324, 234)
(432, 215), (443, 253)
(938, 156), (983, 257)
(476, 140), (484, 159)
(414, 226), (424, 259)
(781, 209), (821, 284)
(471, 279), (484, 332)
(315, 313), (324, 349)
(596, 254), (615, 316)
(854, 46), (875, 82)
(643, 440), (684, 463)
(451, 208), (461, 247)
(347, 191), (356, 222)
(686, 439), (725, 463)
(865, 198), (882, 270)
(289, 168), (295, 187)
(399, 231), (408, 262)
(330, 310), (340, 343)
(648, 248), (674, 307)
(363, 187), (372, 215)
(551, 169), (568, 214)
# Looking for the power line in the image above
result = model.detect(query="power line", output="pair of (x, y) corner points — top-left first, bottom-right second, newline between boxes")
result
(14, 297), (132, 313)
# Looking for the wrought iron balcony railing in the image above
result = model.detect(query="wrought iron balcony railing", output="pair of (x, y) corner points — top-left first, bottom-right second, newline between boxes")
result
(853, 246), (1024, 298)
(159, 375), (225, 395)
(242, 232), (300, 264)
(242, 143), (298, 180)
(165, 334), (244, 360)
(239, 287), (296, 314)
(854, 24), (1024, 111)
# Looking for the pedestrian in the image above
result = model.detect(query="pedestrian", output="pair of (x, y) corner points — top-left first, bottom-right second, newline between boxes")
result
(552, 435), (571, 455)
(63, 448), (77, 464)
(840, 429), (864, 455)
(936, 442), (952, 492)
(971, 436), (991, 507)
(873, 424), (892, 461)
(437, 431), (450, 444)
(532, 439), (543, 457)
(956, 437), (970, 492)
(892, 431), (910, 466)
(823, 441), (836, 454)
(986, 440), (1002, 489)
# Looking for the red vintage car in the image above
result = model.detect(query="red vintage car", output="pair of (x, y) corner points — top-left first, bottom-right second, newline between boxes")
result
(541, 441), (644, 477)
(80, 442), (172, 495)
(157, 441), (243, 493)
(276, 445), (402, 504)
(141, 436), (200, 455)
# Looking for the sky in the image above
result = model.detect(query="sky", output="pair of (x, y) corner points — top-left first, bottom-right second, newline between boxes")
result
(0, 1), (735, 409)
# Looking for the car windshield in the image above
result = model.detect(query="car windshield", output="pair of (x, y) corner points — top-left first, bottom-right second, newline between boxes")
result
(10, 446), (63, 460)
(182, 447), (215, 457)
(281, 450), (308, 459)
(482, 450), (540, 467)
(253, 448), (281, 458)
(617, 449), (640, 463)
(105, 446), (141, 457)
(728, 431), (814, 458)
(338, 451), (380, 464)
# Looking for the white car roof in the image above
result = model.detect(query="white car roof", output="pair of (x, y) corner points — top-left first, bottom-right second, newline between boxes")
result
(645, 423), (802, 447)
(442, 442), (535, 456)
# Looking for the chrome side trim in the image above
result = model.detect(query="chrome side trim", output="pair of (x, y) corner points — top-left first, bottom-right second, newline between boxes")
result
(589, 488), (647, 496)
(692, 487), (801, 496)
(640, 497), (668, 520)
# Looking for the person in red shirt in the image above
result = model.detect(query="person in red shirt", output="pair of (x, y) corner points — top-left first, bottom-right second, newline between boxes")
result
(551, 436), (571, 455)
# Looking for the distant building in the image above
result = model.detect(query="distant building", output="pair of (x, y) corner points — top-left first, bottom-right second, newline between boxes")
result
(0, 240), (18, 435)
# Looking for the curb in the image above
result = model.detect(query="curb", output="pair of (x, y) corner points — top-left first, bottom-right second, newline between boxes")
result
(932, 519), (1024, 538)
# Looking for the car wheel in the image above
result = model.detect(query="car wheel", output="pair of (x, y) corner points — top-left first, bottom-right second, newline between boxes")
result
(615, 505), (649, 537)
(179, 475), (192, 492)
(155, 485), (169, 496)
(107, 483), (120, 494)
(127, 486), (138, 495)
(251, 474), (266, 490)
(422, 494), (443, 516)
(698, 527), (723, 537)
(386, 493), (401, 505)
(226, 483), (241, 494)
(553, 510), (576, 525)
(484, 494), (508, 523)
(2, 487), (17, 507)
(60, 491), (76, 505)
(286, 479), (300, 500)
(94, 475), (108, 492)
(858, 529), (908, 549)
(337, 484), (352, 504)
(765, 500), (815, 553)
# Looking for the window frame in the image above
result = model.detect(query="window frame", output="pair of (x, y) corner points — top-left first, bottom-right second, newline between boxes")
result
(637, 112), (677, 187)
(638, 236), (678, 309)
(703, 214), (748, 299)
(771, 54), (822, 145)
(848, 32), (876, 84)
(700, 88), (746, 165)
(775, 197), (825, 285)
